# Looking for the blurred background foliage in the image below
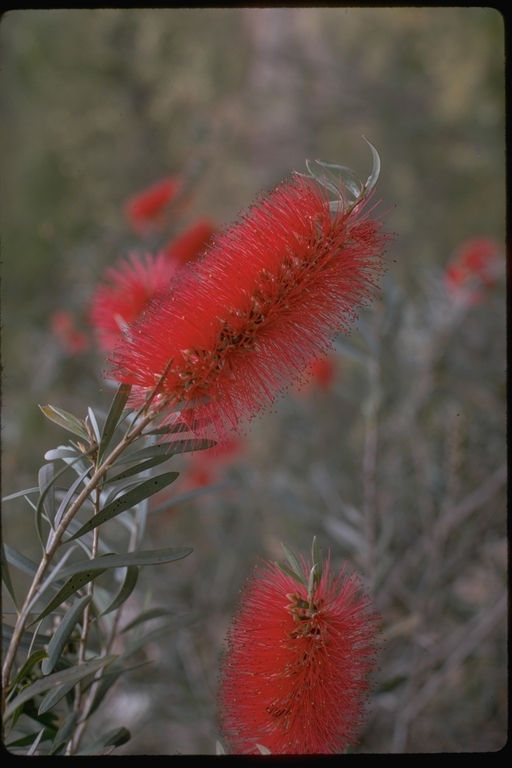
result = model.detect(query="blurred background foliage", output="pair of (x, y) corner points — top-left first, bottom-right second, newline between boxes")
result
(1, 8), (506, 754)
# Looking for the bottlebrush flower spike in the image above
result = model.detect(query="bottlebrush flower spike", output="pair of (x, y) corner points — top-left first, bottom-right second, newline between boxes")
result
(89, 253), (180, 351)
(108, 140), (392, 442)
(125, 176), (182, 235)
(218, 539), (380, 754)
(163, 217), (218, 267)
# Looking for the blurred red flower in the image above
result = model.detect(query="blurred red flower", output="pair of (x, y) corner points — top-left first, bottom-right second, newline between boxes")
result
(294, 354), (338, 398)
(163, 218), (218, 267)
(444, 237), (502, 304)
(180, 437), (243, 490)
(125, 176), (182, 235)
(218, 554), (380, 754)
(109, 165), (391, 442)
(89, 253), (180, 351)
(50, 310), (90, 355)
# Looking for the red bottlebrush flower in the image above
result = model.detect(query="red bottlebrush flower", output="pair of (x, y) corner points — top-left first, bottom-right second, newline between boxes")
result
(108, 144), (392, 442)
(219, 544), (380, 754)
(50, 310), (90, 355)
(125, 176), (182, 235)
(89, 253), (180, 351)
(444, 237), (503, 304)
(163, 217), (218, 267)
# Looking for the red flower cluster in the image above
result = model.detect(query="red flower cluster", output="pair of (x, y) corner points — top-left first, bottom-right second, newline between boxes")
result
(218, 552), (380, 754)
(125, 176), (182, 235)
(444, 237), (502, 305)
(108, 154), (391, 443)
(89, 253), (179, 351)
(163, 218), (218, 267)
(50, 310), (90, 355)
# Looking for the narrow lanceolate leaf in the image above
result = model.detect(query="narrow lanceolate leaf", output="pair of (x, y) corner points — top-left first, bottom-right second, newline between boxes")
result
(44, 447), (80, 461)
(49, 710), (81, 755)
(77, 726), (131, 755)
(41, 595), (92, 675)
(39, 405), (90, 442)
(84, 661), (149, 718)
(57, 548), (193, 581)
(38, 464), (55, 524)
(54, 465), (91, 528)
(29, 569), (107, 626)
(38, 679), (80, 715)
(2, 624), (50, 653)
(281, 543), (304, 581)
(11, 650), (49, 687)
(66, 472), (180, 541)
(87, 407), (101, 445)
(113, 439), (215, 466)
(2, 486), (40, 502)
(311, 536), (322, 581)
(100, 565), (139, 617)
(104, 455), (172, 485)
(4, 655), (117, 720)
(27, 727), (47, 756)
(98, 383), (131, 462)
(275, 562), (307, 587)
(4, 544), (38, 578)
(1, 542), (17, 608)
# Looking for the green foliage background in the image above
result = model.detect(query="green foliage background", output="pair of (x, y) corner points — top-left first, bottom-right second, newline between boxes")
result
(1, 8), (506, 754)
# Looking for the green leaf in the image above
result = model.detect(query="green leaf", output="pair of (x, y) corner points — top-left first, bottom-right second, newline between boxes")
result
(49, 710), (81, 755)
(27, 727), (47, 756)
(4, 544), (38, 577)
(39, 405), (90, 442)
(84, 661), (149, 719)
(307, 563), (319, 597)
(281, 543), (304, 580)
(41, 595), (92, 675)
(57, 548), (193, 581)
(6, 727), (55, 749)
(1, 541), (17, 608)
(275, 562), (307, 587)
(87, 407), (101, 444)
(4, 655), (117, 720)
(98, 383), (131, 462)
(67, 472), (180, 541)
(120, 607), (172, 633)
(2, 624), (50, 653)
(54, 465), (92, 528)
(113, 438), (215, 466)
(362, 135), (381, 195)
(29, 570), (107, 626)
(11, 650), (49, 690)
(2, 486), (40, 502)
(39, 463), (56, 525)
(44, 447), (80, 461)
(38, 679), (79, 716)
(143, 421), (191, 437)
(311, 536), (322, 581)
(77, 726), (131, 755)
(99, 565), (139, 617)
(105, 455), (173, 484)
